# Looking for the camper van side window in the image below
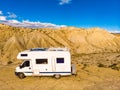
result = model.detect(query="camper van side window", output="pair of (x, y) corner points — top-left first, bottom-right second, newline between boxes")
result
(56, 58), (64, 63)
(21, 54), (27, 56)
(36, 59), (48, 64)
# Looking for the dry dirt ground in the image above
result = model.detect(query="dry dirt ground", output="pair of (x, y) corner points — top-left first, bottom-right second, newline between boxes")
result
(1, 53), (120, 90)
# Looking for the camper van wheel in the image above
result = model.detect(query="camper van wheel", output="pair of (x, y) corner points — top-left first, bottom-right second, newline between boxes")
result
(18, 73), (25, 79)
(54, 74), (61, 79)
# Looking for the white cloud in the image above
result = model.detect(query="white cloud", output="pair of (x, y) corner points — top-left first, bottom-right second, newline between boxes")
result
(0, 11), (66, 28)
(1, 19), (67, 28)
(8, 19), (20, 23)
(0, 16), (6, 20)
(59, 0), (72, 5)
(0, 11), (3, 15)
(100, 26), (120, 33)
(109, 30), (120, 33)
(7, 12), (17, 18)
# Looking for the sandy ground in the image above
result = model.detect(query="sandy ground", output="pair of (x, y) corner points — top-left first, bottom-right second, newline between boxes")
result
(1, 64), (120, 90)
(1, 24), (120, 90)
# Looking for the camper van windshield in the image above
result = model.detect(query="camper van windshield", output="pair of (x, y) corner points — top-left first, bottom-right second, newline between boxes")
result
(20, 61), (30, 68)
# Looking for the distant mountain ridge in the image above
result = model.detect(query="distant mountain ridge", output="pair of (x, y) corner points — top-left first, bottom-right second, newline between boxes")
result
(0, 24), (120, 65)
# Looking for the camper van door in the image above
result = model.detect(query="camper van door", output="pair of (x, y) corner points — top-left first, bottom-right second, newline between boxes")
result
(20, 60), (32, 75)
(54, 57), (65, 72)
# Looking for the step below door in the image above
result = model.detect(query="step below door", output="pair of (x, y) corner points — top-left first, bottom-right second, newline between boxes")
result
(33, 69), (39, 75)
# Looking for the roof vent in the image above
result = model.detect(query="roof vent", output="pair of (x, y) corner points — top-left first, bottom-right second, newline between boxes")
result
(30, 48), (47, 51)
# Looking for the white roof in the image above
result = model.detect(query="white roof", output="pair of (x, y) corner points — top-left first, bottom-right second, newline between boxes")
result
(23, 47), (69, 52)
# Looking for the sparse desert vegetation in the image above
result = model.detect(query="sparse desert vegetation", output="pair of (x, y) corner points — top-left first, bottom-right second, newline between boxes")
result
(1, 62), (120, 90)
(1, 24), (120, 90)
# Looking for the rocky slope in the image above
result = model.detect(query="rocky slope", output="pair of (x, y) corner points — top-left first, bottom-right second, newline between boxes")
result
(0, 24), (120, 64)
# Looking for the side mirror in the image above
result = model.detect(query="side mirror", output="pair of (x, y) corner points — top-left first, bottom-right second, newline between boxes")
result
(19, 65), (22, 69)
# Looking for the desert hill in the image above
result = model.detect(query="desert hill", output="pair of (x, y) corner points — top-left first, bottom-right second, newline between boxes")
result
(0, 24), (120, 65)
(1, 24), (120, 90)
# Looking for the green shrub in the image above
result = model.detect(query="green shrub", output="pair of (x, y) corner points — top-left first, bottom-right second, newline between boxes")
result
(7, 61), (13, 64)
(109, 64), (119, 71)
(98, 63), (105, 67)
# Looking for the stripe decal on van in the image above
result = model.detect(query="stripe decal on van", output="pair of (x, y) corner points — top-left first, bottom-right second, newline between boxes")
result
(24, 72), (71, 74)
(40, 72), (71, 73)
(24, 72), (33, 73)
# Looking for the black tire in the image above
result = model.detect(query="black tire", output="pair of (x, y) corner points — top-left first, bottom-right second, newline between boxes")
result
(54, 74), (61, 79)
(18, 73), (25, 79)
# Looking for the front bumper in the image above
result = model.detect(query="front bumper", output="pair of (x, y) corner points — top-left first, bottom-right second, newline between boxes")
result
(15, 72), (19, 76)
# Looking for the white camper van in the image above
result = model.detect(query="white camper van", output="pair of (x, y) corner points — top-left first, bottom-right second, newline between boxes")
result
(15, 48), (76, 79)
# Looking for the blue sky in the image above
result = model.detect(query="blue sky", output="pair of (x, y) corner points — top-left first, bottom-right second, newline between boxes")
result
(0, 0), (119, 32)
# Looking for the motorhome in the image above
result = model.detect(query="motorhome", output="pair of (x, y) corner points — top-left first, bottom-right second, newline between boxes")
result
(15, 48), (76, 79)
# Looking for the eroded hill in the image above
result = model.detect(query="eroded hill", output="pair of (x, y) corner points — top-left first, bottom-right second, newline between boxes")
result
(0, 24), (120, 65)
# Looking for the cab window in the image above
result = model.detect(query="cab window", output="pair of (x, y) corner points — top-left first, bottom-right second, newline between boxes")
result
(21, 61), (30, 67)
